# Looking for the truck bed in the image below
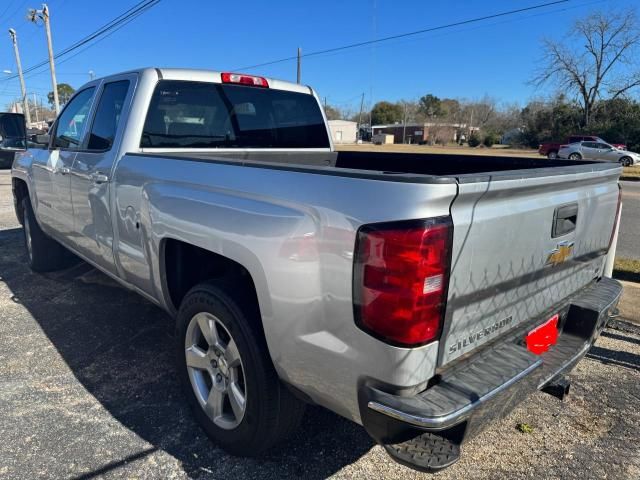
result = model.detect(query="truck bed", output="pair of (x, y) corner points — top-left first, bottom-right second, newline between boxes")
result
(141, 149), (619, 184)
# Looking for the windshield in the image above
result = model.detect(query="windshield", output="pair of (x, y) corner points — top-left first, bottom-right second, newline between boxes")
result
(140, 80), (330, 149)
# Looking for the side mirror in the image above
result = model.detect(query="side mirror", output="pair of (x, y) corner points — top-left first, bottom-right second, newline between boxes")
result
(0, 112), (26, 151)
(34, 134), (50, 145)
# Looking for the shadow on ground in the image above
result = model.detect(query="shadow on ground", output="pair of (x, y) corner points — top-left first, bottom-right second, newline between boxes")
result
(0, 227), (374, 479)
(587, 330), (640, 372)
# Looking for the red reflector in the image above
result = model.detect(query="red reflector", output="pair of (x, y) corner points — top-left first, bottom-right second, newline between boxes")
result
(353, 217), (453, 347)
(221, 72), (269, 88)
(525, 314), (559, 355)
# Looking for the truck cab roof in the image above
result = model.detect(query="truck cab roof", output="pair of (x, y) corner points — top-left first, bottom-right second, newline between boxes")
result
(86, 67), (314, 95)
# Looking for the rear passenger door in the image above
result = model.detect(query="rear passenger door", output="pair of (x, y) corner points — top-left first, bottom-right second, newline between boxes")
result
(70, 74), (135, 273)
(580, 142), (599, 159)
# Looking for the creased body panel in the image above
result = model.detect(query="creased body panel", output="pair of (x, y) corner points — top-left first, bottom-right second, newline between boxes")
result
(441, 170), (620, 365)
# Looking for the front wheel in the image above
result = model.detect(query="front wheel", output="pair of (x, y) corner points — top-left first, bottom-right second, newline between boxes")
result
(176, 281), (305, 455)
(620, 157), (632, 167)
(568, 153), (582, 160)
(547, 151), (558, 159)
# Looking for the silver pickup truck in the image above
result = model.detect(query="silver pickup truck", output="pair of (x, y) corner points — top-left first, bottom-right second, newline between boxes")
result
(11, 68), (623, 472)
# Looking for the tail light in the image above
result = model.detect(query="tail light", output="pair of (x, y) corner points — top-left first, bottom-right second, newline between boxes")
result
(221, 72), (269, 88)
(560, 144), (568, 148)
(353, 217), (453, 347)
(608, 185), (622, 252)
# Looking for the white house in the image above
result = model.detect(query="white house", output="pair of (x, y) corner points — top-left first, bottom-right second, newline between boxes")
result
(327, 120), (357, 144)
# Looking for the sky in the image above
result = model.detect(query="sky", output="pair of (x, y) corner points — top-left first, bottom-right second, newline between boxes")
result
(0, 0), (637, 113)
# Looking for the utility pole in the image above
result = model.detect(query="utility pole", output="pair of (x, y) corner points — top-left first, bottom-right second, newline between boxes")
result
(89, 70), (95, 81)
(402, 102), (408, 144)
(357, 93), (365, 126)
(8, 29), (31, 125)
(357, 93), (365, 141)
(296, 47), (301, 84)
(33, 92), (38, 122)
(28, 4), (59, 114)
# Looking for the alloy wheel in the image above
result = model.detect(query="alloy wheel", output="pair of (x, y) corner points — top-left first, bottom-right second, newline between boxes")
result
(185, 312), (247, 430)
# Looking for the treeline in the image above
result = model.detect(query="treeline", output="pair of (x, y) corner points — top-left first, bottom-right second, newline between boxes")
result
(325, 93), (640, 151)
(520, 96), (640, 151)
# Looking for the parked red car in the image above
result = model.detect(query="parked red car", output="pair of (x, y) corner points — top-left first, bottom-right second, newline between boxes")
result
(539, 135), (626, 159)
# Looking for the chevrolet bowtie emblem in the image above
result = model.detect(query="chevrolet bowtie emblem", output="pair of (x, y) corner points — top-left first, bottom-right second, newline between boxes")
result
(546, 241), (574, 266)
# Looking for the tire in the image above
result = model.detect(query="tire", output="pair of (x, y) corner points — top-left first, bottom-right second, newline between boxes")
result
(21, 197), (73, 272)
(176, 281), (305, 456)
(547, 151), (558, 159)
(568, 153), (582, 160)
(620, 157), (632, 167)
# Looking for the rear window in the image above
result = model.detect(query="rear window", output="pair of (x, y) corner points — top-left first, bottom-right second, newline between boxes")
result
(140, 80), (330, 149)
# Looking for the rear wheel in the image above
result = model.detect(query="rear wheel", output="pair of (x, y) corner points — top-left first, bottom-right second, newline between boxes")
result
(568, 153), (582, 160)
(21, 197), (73, 272)
(547, 151), (558, 159)
(176, 281), (305, 455)
(620, 157), (632, 167)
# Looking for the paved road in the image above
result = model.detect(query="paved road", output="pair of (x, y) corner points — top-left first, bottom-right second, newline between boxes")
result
(619, 180), (640, 260)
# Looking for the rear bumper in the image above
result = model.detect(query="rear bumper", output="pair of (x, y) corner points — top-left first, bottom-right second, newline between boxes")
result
(359, 277), (622, 446)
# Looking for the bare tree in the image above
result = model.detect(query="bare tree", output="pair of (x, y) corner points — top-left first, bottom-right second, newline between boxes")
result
(469, 95), (497, 129)
(532, 9), (640, 126)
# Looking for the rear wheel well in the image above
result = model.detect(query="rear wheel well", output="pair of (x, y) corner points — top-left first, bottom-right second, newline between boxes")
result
(163, 239), (260, 318)
(12, 178), (28, 224)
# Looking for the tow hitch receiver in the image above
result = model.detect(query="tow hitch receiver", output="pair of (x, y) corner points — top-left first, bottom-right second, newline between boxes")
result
(541, 376), (571, 401)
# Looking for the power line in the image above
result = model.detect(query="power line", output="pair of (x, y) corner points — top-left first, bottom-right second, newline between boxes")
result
(1, 0), (161, 82)
(235, 0), (570, 71)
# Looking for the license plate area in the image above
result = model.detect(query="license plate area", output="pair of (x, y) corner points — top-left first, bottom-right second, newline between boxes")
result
(525, 314), (559, 355)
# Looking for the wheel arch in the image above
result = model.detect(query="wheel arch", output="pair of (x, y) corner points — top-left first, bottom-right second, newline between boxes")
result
(11, 177), (29, 225)
(160, 238), (271, 328)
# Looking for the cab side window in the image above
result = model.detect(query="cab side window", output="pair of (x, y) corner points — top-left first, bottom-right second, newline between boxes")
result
(52, 88), (96, 149)
(87, 80), (130, 151)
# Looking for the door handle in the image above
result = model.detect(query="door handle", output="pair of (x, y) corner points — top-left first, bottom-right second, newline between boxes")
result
(59, 166), (71, 175)
(90, 172), (109, 184)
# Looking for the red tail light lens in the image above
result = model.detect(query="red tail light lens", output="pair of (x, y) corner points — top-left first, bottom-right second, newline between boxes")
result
(353, 217), (453, 347)
(608, 184), (622, 252)
(221, 72), (269, 88)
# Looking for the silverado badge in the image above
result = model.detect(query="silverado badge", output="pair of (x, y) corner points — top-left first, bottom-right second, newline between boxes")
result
(546, 241), (574, 266)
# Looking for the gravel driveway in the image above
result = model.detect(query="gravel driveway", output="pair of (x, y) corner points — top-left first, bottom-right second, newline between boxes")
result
(0, 170), (638, 479)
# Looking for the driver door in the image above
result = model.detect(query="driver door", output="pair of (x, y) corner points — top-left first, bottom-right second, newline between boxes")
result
(596, 142), (617, 162)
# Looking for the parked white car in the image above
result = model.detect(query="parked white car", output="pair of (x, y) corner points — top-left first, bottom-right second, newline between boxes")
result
(558, 141), (639, 166)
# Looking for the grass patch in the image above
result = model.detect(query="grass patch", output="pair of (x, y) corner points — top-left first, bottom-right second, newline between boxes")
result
(614, 258), (640, 283)
(516, 423), (534, 434)
(622, 166), (640, 178)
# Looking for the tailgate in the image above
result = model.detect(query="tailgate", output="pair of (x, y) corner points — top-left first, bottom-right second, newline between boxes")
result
(440, 168), (620, 365)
